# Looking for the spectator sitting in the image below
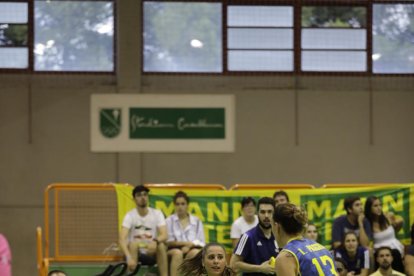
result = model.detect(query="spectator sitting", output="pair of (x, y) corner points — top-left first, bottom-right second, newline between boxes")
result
(364, 196), (404, 273)
(230, 197), (258, 249)
(369, 246), (405, 276)
(273, 190), (289, 207)
(334, 231), (370, 276)
(404, 223), (414, 276)
(118, 185), (168, 276)
(304, 222), (319, 242)
(332, 196), (373, 249)
(335, 257), (349, 276)
(166, 191), (205, 276)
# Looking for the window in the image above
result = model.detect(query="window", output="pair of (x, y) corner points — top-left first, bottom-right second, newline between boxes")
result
(34, 0), (114, 72)
(143, 2), (222, 73)
(143, 0), (414, 75)
(373, 4), (414, 74)
(227, 6), (294, 72)
(0, 2), (29, 69)
(301, 6), (367, 72)
(0, 0), (115, 73)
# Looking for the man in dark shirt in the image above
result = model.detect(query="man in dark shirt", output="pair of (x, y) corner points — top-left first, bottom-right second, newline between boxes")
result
(230, 197), (279, 275)
(332, 196), (372, 249)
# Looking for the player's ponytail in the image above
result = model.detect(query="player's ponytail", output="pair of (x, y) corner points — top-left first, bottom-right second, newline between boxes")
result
(273, 203), (308, 234)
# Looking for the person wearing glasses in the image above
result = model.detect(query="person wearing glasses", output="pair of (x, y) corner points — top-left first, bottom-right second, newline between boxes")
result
(118, 185), (168, 276)
(166, 191), (205, 276)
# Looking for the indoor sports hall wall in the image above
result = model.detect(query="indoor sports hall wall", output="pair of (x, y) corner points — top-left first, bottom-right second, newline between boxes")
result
(0, 0), (414, 275)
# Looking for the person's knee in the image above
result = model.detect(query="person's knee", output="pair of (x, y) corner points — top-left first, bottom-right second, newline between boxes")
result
(157, 242), (167, 252)
(170, 249), (184, 260)
(128, 241), (141, 251)
(185, 248), (200, 259)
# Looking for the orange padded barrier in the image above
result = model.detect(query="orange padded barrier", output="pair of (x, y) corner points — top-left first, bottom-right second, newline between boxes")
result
(229, 183), (315, 190)
(145, 183), (226, 190)
(321, 183), (397, 188)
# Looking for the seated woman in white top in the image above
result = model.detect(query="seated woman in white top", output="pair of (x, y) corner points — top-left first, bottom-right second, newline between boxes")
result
(364, 196), (404, 273)
(230, 197), (258, 249)
(166, 191), (205, 276)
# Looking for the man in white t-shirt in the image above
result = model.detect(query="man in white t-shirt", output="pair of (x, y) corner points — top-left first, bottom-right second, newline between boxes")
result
(119, 185), (168, 276)
(231, 197), (258, 248)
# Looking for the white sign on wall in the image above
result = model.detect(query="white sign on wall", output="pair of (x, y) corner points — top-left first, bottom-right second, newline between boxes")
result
(91, 94), (235, 152)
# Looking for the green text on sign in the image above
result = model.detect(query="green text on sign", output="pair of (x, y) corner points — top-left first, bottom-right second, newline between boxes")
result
(129, 108), (225, 139)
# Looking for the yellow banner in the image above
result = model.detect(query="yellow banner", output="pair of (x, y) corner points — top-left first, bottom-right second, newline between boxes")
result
(115, 184), (414, 250)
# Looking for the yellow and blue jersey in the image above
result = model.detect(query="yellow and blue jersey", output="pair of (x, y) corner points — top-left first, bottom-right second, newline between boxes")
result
(282, 238), (338, 276)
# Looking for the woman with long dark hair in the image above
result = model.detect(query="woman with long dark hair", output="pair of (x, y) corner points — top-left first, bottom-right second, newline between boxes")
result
(178, 242), (235, 276)
(364, 196), (404, 273)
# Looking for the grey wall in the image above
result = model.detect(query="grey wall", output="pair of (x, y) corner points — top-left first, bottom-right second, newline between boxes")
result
(0, 0), (414, 275)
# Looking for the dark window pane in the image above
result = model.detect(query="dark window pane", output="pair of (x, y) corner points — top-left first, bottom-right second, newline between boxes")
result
(0, 2), (28, 23)
(144, 2), (222, 73)
(302, 29), (366, 49)
(0, 48), (28, 68)
(228, 50), (293, 71)
(34, 1), (114, 72)
(302, 51), (366, 72)
(0, 24), (28, 46)
(302, 6), (366, 28)
(373, 4), (414, 74)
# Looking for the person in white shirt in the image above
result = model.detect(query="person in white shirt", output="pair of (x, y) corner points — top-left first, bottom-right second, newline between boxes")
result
(230, 197), (258, 249)
(118, 185), (168, 276)
(166, 191), (205, 276)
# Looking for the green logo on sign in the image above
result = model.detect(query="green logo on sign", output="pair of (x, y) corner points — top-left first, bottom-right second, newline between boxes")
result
(100, 108), (121, 138)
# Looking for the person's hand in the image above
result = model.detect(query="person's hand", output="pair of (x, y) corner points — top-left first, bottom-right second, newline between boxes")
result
(126, 257), (137, 271)
(387, 212), (396, 221)
(358, 213), (365, 225)
(230, 264), (240, 274)
(259, 260), (276, 274)
(346, 271), (355, 276)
